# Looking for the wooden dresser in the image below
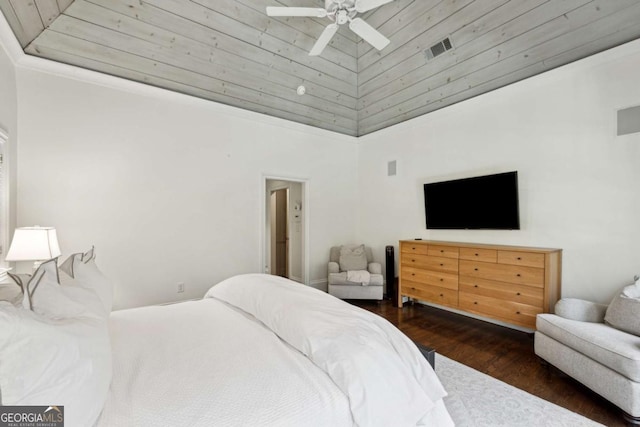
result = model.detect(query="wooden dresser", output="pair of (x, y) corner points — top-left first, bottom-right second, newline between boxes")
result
(397, 240), (562, 329)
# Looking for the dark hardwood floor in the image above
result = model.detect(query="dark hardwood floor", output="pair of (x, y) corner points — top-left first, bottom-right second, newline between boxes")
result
(353, 299), (625, 427)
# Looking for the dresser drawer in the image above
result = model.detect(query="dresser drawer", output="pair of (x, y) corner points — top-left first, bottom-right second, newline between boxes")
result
(401, 243), (429, 255)
(498, 251), (545, 268)
(402, 281), (458, 308)
(402, 266), (458, 290)
(427, 245), (459, 259)
(459, 276), (543, 307)
(459, 247), (497, 263)
(459, 260), (544, 287)
(459, 292), (541, 329)
(401, 254), (458, 273)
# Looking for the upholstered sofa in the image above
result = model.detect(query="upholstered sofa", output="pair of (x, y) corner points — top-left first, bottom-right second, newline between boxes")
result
(327, 245), (383, 300)
(535, 294), (640, 424)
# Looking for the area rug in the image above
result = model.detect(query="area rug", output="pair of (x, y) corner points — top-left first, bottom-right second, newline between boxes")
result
(435, 355), (604, 426)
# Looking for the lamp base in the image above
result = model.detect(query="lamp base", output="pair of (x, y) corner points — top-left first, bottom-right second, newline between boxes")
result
(31, 261), (43, 273)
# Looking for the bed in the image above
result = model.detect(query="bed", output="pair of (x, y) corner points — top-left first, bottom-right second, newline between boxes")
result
(1, 253), (453, 426)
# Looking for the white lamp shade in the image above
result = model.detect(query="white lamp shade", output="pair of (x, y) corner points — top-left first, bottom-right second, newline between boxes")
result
(5, 227), (62, 261)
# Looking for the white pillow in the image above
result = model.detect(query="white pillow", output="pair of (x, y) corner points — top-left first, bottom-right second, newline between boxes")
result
(339, 244), (368, 272)
(9, 259), (94, 320)
(60, 249), (113, 313)
(0, 281), (22, 307)
(622, 278), (640, 298)
(0, 302), (112, 426)
(61, 282), (109, 320)
(605, 282), (640, 336)
(83, 246), (95, 262)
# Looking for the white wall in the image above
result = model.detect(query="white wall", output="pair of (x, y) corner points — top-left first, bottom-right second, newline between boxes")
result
(14, 63), (358, 309)
(0, 15), (18, 259)
(357, 40), (640, 304)
(0, 37), (14, 134)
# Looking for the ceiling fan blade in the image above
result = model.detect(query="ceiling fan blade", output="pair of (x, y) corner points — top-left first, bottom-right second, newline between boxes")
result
(266, 7), (327, 18)
(355, 0), (394, 13)
(309, 23), (339, 56)
(349, 18), (390, 51)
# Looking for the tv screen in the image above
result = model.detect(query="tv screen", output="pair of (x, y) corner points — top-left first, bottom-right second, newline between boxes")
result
(424, 171), (520, 230)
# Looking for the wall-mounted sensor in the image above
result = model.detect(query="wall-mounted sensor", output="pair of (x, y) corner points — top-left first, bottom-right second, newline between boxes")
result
(297, 85), (306, 96)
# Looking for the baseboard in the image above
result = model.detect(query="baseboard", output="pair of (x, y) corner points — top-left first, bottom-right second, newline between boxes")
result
(157, 297), (200, 306)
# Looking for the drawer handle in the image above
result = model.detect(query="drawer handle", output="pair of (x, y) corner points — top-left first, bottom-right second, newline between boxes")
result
(439, 293), (444, 297)
(412, 259), (416, 262)
(439, 278), (444, 282)
(474, 284), (478, 288)
(516, 311), (521, 315)
(411, 273), (415, 276)
(516, 292), (521, 296)
(412, 247), (416, 250)
(440, 250), (444, 253)
(475, 253), (479, 256)
(516, 273), (521, 277)
(474, 301), (478, 305)
(517, 257), (522, 260)
(474, 268), (479, 271)
(439, 263), (444, 266)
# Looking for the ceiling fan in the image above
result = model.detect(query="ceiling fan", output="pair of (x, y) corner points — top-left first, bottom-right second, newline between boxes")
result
(266, 0), (393, 56)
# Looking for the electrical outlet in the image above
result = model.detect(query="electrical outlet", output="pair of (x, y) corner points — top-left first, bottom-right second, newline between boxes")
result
(177, 282), (185, 293)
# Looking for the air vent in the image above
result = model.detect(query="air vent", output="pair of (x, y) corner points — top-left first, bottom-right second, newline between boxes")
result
(617, 105), (640, 136)
(425, 37), (453, 61)
(387, 160), (397, 177)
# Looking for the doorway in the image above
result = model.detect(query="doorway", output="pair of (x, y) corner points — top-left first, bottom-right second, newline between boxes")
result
(270, 188), (288, 277)
(264, 178), (306, 283)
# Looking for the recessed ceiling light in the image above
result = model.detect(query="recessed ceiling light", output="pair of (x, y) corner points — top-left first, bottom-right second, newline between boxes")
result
(297, 85), (306, 95)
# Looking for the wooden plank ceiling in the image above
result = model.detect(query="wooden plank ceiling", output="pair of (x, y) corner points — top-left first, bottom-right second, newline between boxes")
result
(2, 0), (640, 136)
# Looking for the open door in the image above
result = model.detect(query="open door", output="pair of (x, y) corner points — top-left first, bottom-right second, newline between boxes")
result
(271, 188), (288, 277)
(265, 178), (305, 283)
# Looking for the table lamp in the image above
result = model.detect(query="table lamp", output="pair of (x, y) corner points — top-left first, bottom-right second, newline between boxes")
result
(5, 226), (62, 271)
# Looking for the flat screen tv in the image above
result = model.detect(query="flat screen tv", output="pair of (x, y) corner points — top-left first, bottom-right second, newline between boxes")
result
(424, 171), (520, 230)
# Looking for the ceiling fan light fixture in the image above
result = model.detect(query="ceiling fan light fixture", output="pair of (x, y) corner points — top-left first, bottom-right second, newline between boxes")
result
(336, 10), (350, 25)
(266, 0), (393, 56)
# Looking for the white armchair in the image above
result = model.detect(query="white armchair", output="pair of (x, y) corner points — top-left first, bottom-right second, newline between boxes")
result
(327, 245), (383, 300)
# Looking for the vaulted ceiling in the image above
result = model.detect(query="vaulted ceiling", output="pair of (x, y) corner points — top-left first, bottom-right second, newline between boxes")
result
(2, 0), (640, 136)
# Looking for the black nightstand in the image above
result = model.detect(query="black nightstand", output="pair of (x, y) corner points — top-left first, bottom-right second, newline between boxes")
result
(415, 342), (436, 369)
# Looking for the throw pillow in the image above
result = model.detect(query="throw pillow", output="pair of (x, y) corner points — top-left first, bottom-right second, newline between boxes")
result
(605, 282), (640, 336)
(339, 245), (368, 272)
(554, 298), (608, 323)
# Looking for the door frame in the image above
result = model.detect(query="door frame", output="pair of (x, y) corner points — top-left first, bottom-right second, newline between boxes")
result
(260, 174), (309, 285)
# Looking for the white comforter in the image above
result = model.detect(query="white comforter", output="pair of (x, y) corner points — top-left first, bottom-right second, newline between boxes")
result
(207, 274), (452, 426)
(98, 274), (453, 427)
